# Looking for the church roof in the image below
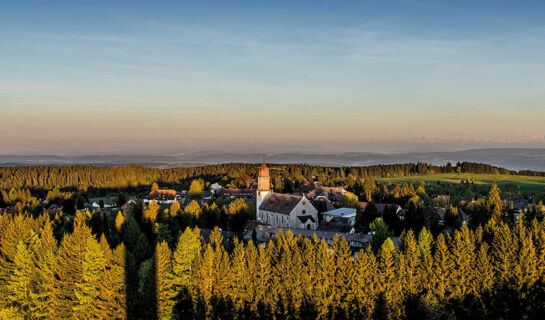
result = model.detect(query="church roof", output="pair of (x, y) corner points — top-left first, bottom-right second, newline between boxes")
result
(259, 193), (301, 214)
(258, 162), (269, 177)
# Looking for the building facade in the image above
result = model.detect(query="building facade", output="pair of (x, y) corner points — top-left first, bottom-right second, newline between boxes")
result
(256, 163), (318, 230)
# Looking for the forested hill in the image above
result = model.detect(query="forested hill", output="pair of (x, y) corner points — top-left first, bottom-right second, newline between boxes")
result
(0, 162), (543, 191)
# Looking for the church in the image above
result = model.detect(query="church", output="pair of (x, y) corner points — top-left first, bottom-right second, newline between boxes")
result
(256, 162), (319, 230)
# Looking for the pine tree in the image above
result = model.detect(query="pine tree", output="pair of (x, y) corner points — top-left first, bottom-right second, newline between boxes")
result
(5, 241), (33, 317)
(52, 213), (93, 319)
(229, 238), (248, 311)
(73, 236), (106, 319)
(379, 238), (403, 319)
(184, 200), (202, 218)
(399, 230), (419, 296)
(448, 227), (474, 300)
(169, 201), (181, 217)
(487, 183), (504, 223)
(352, 246), (378, 318)
(29, 231), (56, 320)
(491, 222), (516, 284)
(432, 234), (451, 300)
(144, 201), (161, 223)
(96, 236), (126, 320)
(115, 211), (125, 233)
(472, 243), (494, 297)
(172, 227), (201, 306)
(417, 228), (434, 292)
(156, 241), (176, 320)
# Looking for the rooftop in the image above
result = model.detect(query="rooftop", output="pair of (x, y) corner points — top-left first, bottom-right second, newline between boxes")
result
(322, 207), (357, 217)
(259, 193), (303, 214)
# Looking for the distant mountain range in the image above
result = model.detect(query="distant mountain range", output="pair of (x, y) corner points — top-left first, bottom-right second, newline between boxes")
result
(1, 148), (545, 171)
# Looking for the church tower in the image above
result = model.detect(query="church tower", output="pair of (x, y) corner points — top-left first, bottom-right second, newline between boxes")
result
(256, 161), (271, 221)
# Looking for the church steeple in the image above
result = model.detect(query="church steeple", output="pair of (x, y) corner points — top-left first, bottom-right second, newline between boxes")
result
(258, 161), (270, 190)
(256, 159), (271, 221)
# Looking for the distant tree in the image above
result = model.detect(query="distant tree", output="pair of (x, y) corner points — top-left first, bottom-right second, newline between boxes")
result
(144, 201), (160, 223)
(151, 183), (159, 191)
(487, 183), (504, 223)
(370, 218), (393, 253)
(337, 192), (359, 208)
(184, 200), (202, 218)
(115, 211), (125, 233)
(189, 180), (203, 199)
(117, 193), (127, 207)
(170, 202), (181, 217)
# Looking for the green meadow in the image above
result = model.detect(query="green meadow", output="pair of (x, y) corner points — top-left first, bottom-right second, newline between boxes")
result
(376, 173), (545, 193)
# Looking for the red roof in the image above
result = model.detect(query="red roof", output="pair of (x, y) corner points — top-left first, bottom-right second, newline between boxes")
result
(148, 189), (177, 200)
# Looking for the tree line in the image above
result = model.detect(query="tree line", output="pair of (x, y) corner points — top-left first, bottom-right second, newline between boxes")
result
(0, 162), (541, 193)
(1, 203), (545, 319)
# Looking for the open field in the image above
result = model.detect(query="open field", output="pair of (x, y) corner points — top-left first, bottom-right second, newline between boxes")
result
(376, 173), (545, 193)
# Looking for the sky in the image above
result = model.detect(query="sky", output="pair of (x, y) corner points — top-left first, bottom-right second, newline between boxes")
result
(1, 0), (545, 154)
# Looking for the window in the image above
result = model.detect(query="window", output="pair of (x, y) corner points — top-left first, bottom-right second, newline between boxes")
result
(302, 201), (306, 205)
(302, 209), (306, 214)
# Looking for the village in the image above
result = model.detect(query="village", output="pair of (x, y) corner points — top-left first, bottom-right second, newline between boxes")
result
(2, 162), (544, 255)
(1, 161), (536, 253)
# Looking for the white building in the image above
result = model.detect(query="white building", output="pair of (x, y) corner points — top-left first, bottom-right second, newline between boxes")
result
(256, 163), (318, 230)
(322, 207), (357, 226)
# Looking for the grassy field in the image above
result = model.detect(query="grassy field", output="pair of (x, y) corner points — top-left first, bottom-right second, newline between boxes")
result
(376, 173), (545, 193)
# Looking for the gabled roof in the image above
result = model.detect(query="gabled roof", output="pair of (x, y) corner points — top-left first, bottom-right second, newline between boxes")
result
(259, 193), (302, 214)
(147, 189), (177, 200)
(306, 187), (346, 201)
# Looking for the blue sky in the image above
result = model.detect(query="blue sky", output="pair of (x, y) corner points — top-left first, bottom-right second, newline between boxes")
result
(1, 0), (545, 154)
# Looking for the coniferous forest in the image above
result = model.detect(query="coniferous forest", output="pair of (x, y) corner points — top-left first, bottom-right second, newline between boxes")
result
(1, 163), (545, 319)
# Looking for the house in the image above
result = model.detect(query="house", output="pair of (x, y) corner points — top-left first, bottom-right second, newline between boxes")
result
(144, 189), (180, 204)
(321, 207), (357, 226)
(120, 198), (138, 210)
(311, 196), (335, 213)
(92, 199), (116, 209)
(306, 186), (347, 202)
(210, 183), (222, 195)
(78, 203), (95, 212)
(256, 163), (319, 230)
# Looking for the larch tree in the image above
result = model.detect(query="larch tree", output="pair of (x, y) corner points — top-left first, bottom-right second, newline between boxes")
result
(155, 241), (176, 320)
(52, 214), (93, 319)
(115, 211), (125, 233)
(73, 236), (106, 320)
(432, 234), (451, 300)
(5, 241), (33, 317)
(172, 227), (201, 298)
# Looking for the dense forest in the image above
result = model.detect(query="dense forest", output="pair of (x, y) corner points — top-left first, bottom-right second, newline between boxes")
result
(0, 162), (539, 193)
(1, 199), (545, 319)
(1, 163), (545, 319)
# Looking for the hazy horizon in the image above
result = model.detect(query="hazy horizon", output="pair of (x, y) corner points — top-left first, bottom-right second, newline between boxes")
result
(2, 0), (545, 154)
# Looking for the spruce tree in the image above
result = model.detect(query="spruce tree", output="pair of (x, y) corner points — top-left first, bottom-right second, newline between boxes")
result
(73, 236), (106, 319)
(156, 241), (176, 320)
(5, 241), (33, 317)
(432, 234), (451, 300)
